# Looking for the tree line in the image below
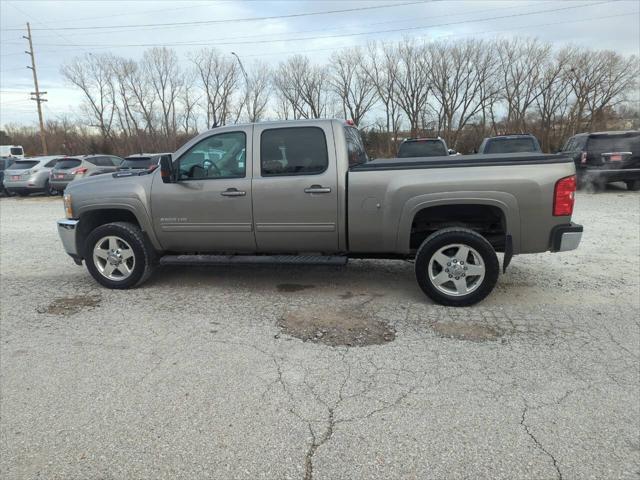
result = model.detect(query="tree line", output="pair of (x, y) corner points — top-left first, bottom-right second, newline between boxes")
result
(4, 37), (639, 157)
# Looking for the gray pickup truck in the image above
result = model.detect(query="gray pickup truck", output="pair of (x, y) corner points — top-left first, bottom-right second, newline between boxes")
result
(57, 119), (582, 306)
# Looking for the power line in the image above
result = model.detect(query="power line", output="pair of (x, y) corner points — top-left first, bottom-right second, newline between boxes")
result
(0, 1), (430, 31)
(7, 1), (614, 49)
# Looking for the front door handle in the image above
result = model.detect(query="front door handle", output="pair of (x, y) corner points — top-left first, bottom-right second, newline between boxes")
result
(221, 188), (246, 197)
(304, 185), (332, 194)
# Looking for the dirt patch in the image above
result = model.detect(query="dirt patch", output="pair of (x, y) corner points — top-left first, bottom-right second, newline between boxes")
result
(277, 284), (315, 292)
(38, 295), (101, 316)
(431, 322), (503, 342)
(279, 306), (395, 347)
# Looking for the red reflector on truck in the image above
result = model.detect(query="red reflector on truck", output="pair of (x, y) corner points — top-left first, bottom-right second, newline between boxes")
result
(553, 175), (576, 216)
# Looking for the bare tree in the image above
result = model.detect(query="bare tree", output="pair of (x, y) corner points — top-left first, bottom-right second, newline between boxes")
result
(392, 39), (431, 137)
(273, 55), (329, 119)
(61, 53), (115, 140)
(428, 39), (500, 148)
(192, 48), (240, 128)
(497, 38), (551, 132)
(329, 47), (376, 126)
(242, 61), (271, 122)
(142, 47), (183, 148)
(365, 42), (402, 154)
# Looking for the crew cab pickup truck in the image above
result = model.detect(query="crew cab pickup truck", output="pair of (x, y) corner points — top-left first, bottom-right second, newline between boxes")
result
(57, 119), (583, 306)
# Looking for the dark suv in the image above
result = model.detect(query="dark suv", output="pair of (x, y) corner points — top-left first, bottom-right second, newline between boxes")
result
(477, 134), (542, 154)
(561, 131), (640, 190)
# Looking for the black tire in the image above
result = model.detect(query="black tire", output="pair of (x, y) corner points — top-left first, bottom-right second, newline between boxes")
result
(625, 180), (640, 191)
(85, 221), (156, 289)
(44, 180), (57, 196)
(415, 227), (499, 307)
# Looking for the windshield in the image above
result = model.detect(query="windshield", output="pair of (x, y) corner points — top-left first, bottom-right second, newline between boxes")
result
(121, 157), (155, 169)
(8, 161), (38, 170)
(587, 134), (639, 155)
(485, 137), (537, 154)
(398, 140), (447, 158)
(54, 159), (82, 169)
(10, 147), (23, 155)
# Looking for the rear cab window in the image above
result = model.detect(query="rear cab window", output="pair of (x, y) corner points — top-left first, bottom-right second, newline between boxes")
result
(398, 140), (447, 158)
(260, 127), (328, 176)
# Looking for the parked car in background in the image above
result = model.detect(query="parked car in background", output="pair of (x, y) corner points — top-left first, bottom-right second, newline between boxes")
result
(0, 145), (25, 160)
(1, 157), (16, 196)
(398, 138), (449, 158)
(477, 134), (542, 154)
(50, 154), (123, 192)
(560, 130), (640, 190)
(119, 153), (168, 171)
(3, 156), (63, 196)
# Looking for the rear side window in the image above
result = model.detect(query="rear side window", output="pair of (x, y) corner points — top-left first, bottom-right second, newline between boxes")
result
(587, 134), (639, 155)
(8, 161), (38, 170)
(562, 138), (578, 151)
(10, 147), (23, 155)
(398, 140), (447, 158)
(261, 127), (328, 176)
(485, 138), (537, 154)
(344, 126), (368, 166)
(55, 159), (81, 169)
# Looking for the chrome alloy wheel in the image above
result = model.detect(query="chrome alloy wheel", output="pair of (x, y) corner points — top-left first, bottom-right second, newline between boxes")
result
(92, 235), (136, 281)
(427, 243), (486, 297)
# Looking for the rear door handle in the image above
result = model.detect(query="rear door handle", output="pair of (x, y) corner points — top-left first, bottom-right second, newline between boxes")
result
(304, 185), (332, 194)
(221, 188), (246, 197)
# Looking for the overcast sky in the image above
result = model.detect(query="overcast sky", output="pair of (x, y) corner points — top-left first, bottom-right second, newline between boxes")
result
(1, 0), (639, 127)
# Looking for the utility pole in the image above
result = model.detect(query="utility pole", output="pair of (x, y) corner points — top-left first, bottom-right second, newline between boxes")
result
(24, 22), (48, 155)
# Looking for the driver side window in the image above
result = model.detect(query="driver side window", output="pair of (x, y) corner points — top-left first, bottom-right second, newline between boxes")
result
(178, 131), (246, 180)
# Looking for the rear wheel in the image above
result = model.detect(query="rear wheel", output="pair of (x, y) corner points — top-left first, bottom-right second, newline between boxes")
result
(44, 180), (57, 196)
(625, 180), (640, 191)
(415, 228), (499, 307)
(85, 222), (156, 289)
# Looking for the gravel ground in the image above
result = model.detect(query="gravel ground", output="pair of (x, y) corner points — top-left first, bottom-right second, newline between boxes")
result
(1, 186), (639, 480)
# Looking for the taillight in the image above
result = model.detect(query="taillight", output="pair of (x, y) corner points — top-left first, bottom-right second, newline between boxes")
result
(580, 151), (587, 164)
(72, 167), (88, 175)
(553, 175), (576, 216)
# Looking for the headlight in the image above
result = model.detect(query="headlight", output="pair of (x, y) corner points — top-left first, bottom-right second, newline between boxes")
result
(63, 193), (74, 218)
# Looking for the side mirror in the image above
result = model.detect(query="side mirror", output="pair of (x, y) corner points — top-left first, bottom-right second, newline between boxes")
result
(159, 154), (177, 183)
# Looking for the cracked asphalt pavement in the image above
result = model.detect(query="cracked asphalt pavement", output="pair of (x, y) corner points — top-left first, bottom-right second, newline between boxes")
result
(1, 186), (639, 479)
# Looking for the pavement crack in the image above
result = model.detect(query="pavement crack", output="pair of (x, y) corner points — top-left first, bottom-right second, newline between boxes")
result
(303, 408), (335, 480)
(520, 405), (563, 480)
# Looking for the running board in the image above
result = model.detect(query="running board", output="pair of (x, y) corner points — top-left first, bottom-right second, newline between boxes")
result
(159, 254), (348, 266)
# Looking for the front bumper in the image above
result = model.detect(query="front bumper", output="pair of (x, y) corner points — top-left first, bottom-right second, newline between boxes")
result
(57, 219), (82, 264)
(550, 223), (583, 252)
(580, 167), (640, 183)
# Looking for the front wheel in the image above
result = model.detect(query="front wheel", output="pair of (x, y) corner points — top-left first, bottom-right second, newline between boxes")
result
(415, 228), (499, 307)
(85, 222), (156, 289)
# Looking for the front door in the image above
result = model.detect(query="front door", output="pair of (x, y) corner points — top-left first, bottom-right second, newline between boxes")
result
(151, 126), (256, 252)
(251, 123), (339, 253)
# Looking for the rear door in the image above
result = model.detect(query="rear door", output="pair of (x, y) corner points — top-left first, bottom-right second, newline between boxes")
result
(251, 123), (339, 253)
(150, 126), (256, 252)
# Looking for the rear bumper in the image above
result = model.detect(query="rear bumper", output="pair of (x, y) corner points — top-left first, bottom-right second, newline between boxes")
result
(57, 219), (82, 264)
(3, 178), (46, 190)
(50, 179), (73, 190)
(550, 223), (583, 252)
(580, 167), (640, 183)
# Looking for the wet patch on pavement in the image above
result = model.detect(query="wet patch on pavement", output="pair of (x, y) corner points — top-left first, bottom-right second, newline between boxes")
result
(279, 306), (395, 347)
(37, 295), (101, 316)
(430, 321), (503, 342)
(277, 283), (316, 293)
